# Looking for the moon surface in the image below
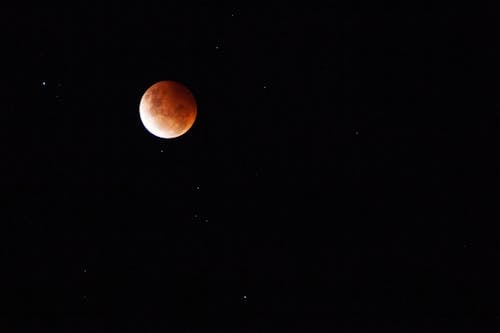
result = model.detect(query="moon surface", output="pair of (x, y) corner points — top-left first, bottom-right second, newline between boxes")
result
(139, 81), (197, 139)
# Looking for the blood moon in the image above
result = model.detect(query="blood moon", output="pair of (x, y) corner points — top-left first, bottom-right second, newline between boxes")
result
(139, 81), (197, 139)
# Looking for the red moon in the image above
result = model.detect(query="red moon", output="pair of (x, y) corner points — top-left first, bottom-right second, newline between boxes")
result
(139, 81), (197, 139)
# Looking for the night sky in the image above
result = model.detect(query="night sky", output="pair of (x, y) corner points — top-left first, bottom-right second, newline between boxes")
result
(1, 4), (495, 332)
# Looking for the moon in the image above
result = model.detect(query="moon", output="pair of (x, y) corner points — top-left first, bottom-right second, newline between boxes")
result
(139, 80), (197, 139)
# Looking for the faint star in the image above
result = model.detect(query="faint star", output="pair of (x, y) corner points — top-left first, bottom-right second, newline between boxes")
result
(263, 85), (267, 89)
(354, 130), (359, 135)
(204, 218), (208, 223)
(160, 149), (164, 153)
(83, 268), (87, 273)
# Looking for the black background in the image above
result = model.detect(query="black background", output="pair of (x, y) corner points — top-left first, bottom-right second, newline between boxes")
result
(0, 4), (496, 332)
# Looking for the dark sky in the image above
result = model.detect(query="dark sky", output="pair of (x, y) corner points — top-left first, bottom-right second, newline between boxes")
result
(0, 4), (495, 332)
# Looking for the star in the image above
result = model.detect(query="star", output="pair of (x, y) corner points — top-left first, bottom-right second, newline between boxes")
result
(83, 268), (87, 273)
(160, 149), (164, 153)
(354, 130), (359, 135)
(41, 81), (47, 86)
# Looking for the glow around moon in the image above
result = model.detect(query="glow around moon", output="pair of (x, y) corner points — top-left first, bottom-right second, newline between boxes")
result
(139, 81), (197, 139)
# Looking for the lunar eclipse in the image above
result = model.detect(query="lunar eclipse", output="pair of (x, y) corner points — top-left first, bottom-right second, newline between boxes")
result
(139, 80), (197, 139)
